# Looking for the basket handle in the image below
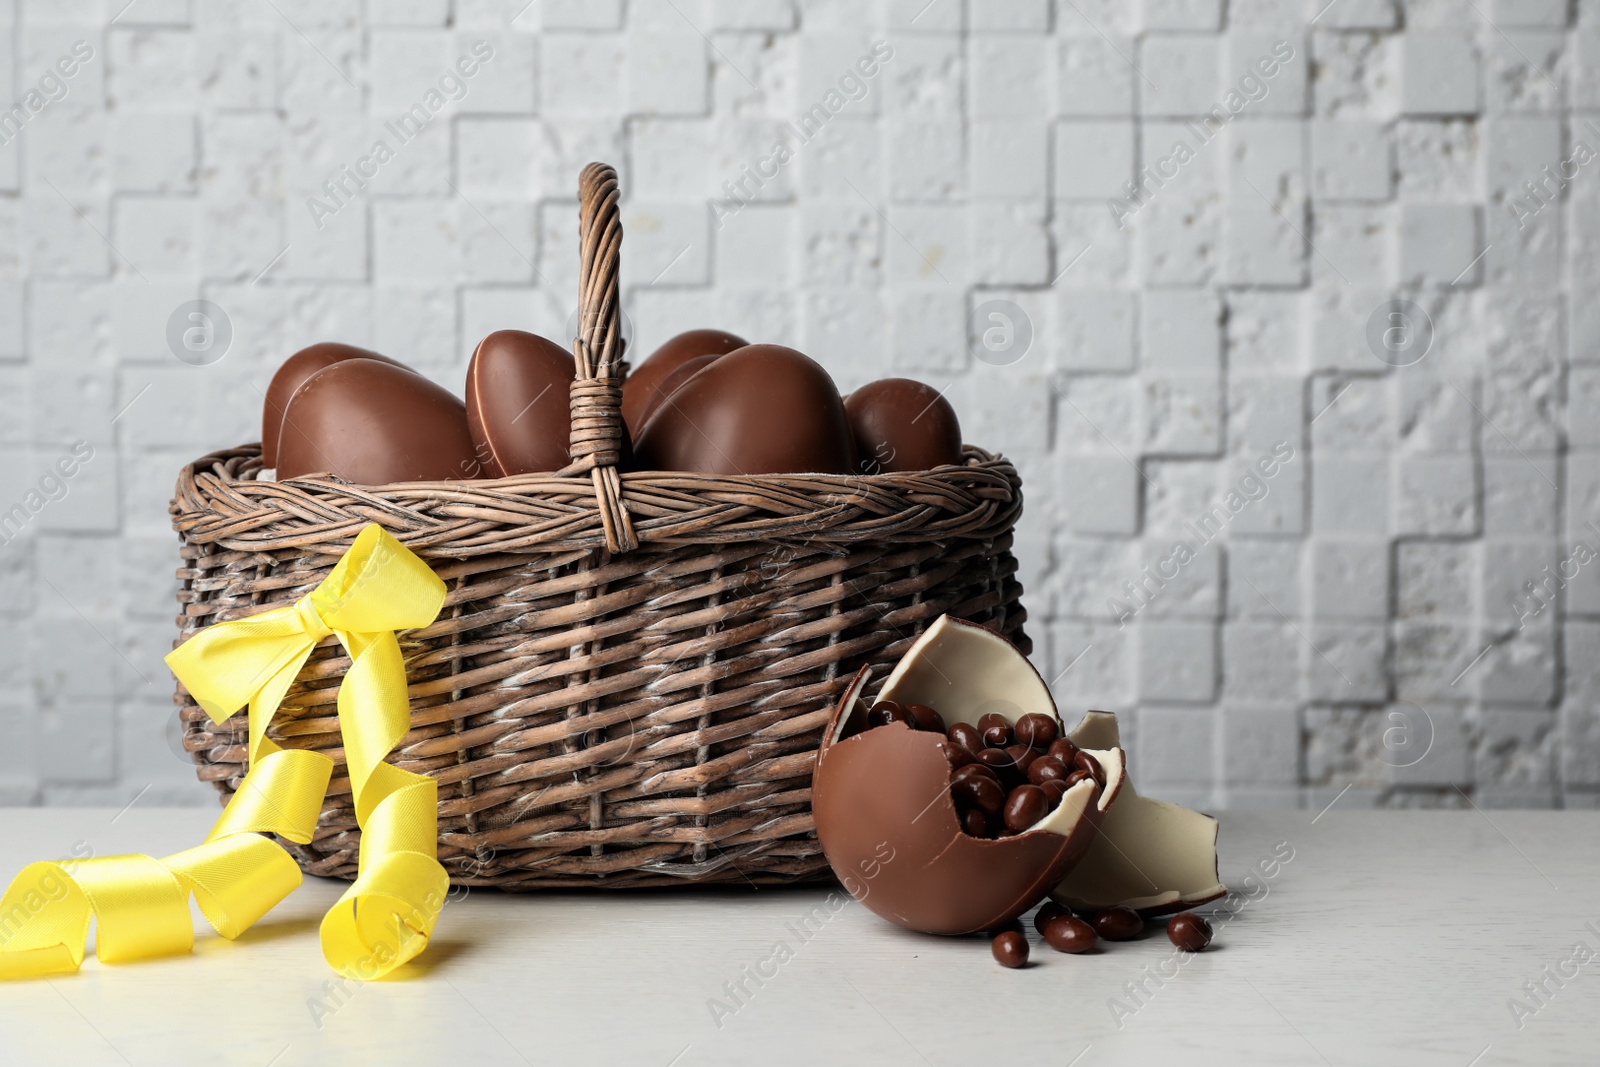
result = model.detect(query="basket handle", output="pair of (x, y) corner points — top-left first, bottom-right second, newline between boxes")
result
(562, 162), (638, 553)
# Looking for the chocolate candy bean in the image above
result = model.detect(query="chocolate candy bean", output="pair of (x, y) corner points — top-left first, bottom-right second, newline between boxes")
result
(1166, 912), (1213, 952)
(950, 764), (1005, 816)
(991, 929), (1029, 969)
(948, 722), (984, 753)
(977, 713), (1013, 749)
(1003, 784), (1049, 834)
(1014, 713), (1059, 751)
(906, 703), (946, 733)
(1093, 906), (1143, 941)
(1042, 914), (1097, 954)
(1028, 755), (1069, 787)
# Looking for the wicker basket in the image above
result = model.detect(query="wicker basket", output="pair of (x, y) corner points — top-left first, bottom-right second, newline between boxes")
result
(169, 163), (1029, 889)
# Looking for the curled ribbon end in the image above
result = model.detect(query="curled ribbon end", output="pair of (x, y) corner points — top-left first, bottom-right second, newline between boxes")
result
(6, 522), (453, 981)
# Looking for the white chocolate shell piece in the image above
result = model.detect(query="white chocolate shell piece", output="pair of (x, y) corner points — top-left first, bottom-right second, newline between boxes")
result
(875, 615), (1055, 729)
(1065, 709), (1121, 751)
(1049, 778), (1224, 916)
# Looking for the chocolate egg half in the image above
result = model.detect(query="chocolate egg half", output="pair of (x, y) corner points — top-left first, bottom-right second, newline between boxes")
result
(814, 616), (1125, 936)
(844, 378), (963, 474)
(465, 330), (576, 477)
(277, 358), (480, 484)
(262, 343), (405, 468)
(622, 328), (747, 437)
(633, 344), (856, 476)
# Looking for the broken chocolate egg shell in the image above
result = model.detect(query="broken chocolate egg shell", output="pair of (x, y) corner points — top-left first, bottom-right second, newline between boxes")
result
(1049, 710), (1225, 918)
(814, 615), (1125, 936)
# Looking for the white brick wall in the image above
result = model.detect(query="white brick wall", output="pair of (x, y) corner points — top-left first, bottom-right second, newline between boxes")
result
(0, 0), (1595, 812)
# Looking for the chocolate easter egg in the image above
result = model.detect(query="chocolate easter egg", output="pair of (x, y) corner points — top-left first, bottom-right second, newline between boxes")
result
(262, 343), (405, 468)
(621, 328), (747, 437)
(633, 345), (856, 476)
(629, 352), (718, 432)
(464, 330), (576, 477)
(814, 616), (1126, 936)
(277, 358), (480, 484)
(844, 378), (963, 474)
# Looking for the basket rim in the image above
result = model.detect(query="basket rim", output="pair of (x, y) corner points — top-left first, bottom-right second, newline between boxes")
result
(171, 442), (1024, 557)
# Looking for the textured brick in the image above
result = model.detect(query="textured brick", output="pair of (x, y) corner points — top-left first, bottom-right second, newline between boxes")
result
(1394, 622), (1476, 700)
(1319, 0), (1399, 30)
(1305, 622), (1388, 701)
(1484, 31), (1566, 114)
(1395, 120), (1477, 200)
(1221, 623), (1300, 702)
(1046, 621), (1133, 707)
(1394, 454), (1478, 535)
(1056, 35), (1134, 116)
(1141, 288), (1219, 373)
(1135, 705), (1217, 797)
(969, 35), (1049, 119)
(1138, 36), (1221, 117)
(1400, 32), (1480, 116)
(1399, 202), (1481, 284)
(1310, 539), (1389, 620)
(1312, 31), (1399, 119)
(1052, 291), (1135, 372)
(626, 31), (709, 116)
(972, 119), (1048, 199)
(1138, 620), (1217, 701)
(1220, 703), (1298, 785)
(1056, 455), (1138, 534)
(1141, 374), (1222, 455)
(1311, 119), (1393, 201)
(1314, 455), (1389, 535)
(1229, 31), (1307, 116)
(1397, 541), (1476, 620)
(1053, 120), (1133, 199)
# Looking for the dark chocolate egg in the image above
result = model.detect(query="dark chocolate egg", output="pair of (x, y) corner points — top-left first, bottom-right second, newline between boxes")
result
(814, 615), (1125, 936)
(277, 358), (480, 484)
(844, 378), (963, 474)
(632, 344), (856, 476)
(629, 352), (717, 432)
(262, 343), (405, 468)
(465, 330), (576, 477)
(621, 328), (747, 437)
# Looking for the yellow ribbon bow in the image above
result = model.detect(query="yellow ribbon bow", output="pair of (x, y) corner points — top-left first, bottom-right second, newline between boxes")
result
(0, 525), (450, 980)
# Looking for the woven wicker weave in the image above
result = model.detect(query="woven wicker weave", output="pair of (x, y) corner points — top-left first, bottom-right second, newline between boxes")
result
(169, 163), (1030, 889)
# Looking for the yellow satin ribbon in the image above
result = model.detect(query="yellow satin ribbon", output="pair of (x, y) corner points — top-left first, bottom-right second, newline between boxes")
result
(0, 525), (449, 980)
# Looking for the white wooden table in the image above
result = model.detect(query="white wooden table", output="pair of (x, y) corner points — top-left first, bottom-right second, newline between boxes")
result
(0, 808), (1596, 1066)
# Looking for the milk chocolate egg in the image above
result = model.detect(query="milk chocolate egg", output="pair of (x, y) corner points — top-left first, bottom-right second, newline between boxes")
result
(814, 615), (1125, 936)
(277, 358), (480, 484)
(621, 328), (747, 437)
(633, 344), (856, 476)
(464, 330), (576, 477)
(262, 343), (405, 468)
(844, 378), (963, 474)
(629, 352), (717, 432)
